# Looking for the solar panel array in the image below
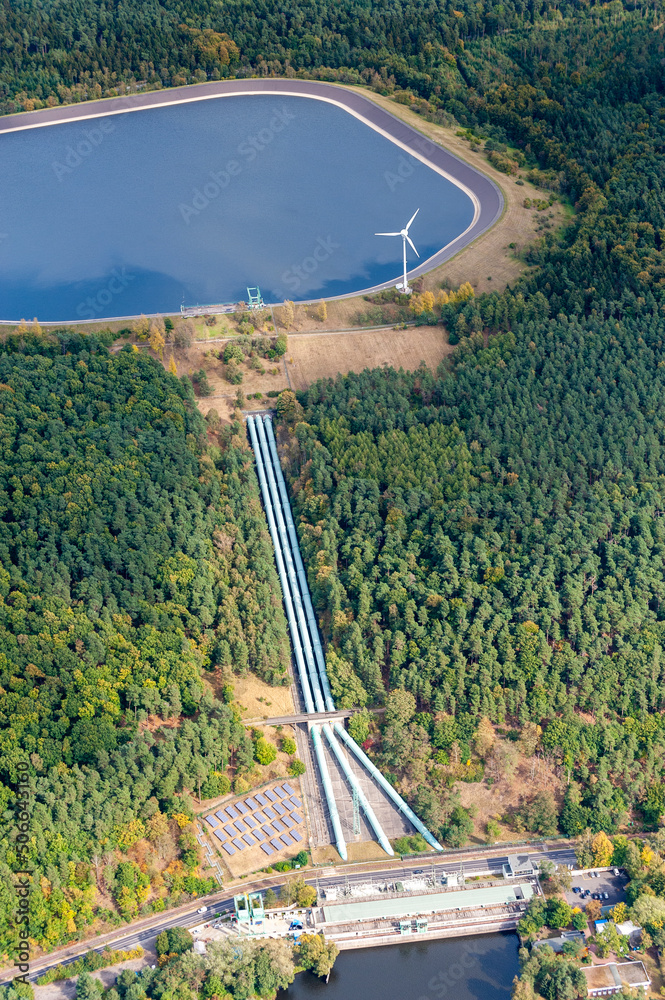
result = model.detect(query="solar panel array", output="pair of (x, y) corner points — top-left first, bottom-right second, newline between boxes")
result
(204, 783), (304, 858)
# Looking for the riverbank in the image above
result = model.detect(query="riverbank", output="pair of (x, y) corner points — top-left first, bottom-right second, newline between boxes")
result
(279, 931), (520, 999)
(330, 915), (521, 950)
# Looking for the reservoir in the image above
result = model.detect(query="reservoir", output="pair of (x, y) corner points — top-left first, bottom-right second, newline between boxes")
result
(279, 933), (519, 1000)
(0, 95), (475, 322)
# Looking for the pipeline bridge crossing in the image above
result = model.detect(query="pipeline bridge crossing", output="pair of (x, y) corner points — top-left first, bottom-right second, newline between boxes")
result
(246, 414), (442, 861)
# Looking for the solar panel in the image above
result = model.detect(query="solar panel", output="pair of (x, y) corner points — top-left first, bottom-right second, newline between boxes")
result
(273, 802), (286, 816)
(260, 843), (274, 856)
(265, 789), (278, 802)
(242, 832), (256, 846)
(244, 797), (258, 810)
(225, 806), (239, 820)
(254, 809), (267, 822)
(261, 826), (273, 839)
(291, 830), (303, 842)
(264, 807), (276, 820)
(215, 810), (226, 821)
(223, 824), (235, 838)
(290, 796), (302, 808)
(213, 829), (227, 842)
(291, 812), (303, 824)
(270, 838), (282, 851)
(280, 833), (294, 846)
(245, 815), (257, 829)
(233, 819), (247, 833)
(232, 838), (245, 851)
(272, 820), (285, 833)
(255, 792), (269, 806)
(253, 826), (266, 840)
(222, 842), (236, 856)
(205, 815), (218, 828)
(282, 782), (295, 795)
(282, 815), (294, 829)
(274, 785), (288, 798)
(235, 801), (248, 815)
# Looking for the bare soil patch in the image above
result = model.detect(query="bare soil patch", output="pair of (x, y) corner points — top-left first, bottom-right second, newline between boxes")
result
(457, 750), (564, 844)
(231, 672), (294, 721)
(285, 325), (450, 391)
(157, 324), (451, 424)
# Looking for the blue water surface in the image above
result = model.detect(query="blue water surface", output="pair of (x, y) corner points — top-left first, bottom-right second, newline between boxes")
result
(0, 96), (474, 321)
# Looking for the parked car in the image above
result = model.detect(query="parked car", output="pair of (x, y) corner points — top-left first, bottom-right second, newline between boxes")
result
(572, 887), (580, 893)
(603, 893), (609, 900)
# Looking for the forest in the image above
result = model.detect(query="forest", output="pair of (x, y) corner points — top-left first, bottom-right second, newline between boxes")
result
(0, 0), (655, 115)
(0, 333), (290, 958)
(268, 0), (665, 853)
(3, 0), (665, 995)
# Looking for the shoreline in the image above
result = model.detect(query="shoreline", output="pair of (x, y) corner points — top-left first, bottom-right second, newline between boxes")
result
(0, 79), (503, 325)
(332, 917), (520, 950)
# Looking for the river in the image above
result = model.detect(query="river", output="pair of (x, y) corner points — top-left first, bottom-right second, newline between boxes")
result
(0, 94), (475, 321)
(279, 933), (519, 1000)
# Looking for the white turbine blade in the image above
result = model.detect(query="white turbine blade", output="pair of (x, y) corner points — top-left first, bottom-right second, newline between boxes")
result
(405, 208), (420, 231)
(375, 231), (401, 236)
(406, 235), (419, 258)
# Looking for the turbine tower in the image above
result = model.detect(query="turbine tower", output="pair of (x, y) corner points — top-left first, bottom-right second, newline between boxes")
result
(375, 208), (420, 294)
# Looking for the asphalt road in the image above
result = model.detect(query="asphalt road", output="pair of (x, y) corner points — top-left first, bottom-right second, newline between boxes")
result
(4, 843), (576, 985)
(0, 79), (503, 310)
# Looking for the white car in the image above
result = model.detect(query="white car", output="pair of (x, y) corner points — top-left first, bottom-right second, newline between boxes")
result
(197, 906), (208, 914)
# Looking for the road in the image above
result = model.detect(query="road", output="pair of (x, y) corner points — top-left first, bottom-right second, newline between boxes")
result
(0, 79), (503, 323)
(3, 842), (576, 985)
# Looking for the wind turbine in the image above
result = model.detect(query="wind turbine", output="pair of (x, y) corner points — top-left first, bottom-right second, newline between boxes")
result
(375, 208), (420, 294)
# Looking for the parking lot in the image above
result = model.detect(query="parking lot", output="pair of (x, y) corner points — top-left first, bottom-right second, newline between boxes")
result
(564, 870), (628, 912)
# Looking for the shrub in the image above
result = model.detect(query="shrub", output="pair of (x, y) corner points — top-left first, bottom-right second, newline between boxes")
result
(223, 342), (244, 363)
(225, 361), (243, 385)
(254, 737), (277, 766)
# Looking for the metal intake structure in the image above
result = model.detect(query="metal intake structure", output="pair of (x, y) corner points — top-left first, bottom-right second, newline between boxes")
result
(246, 414), (443, 857)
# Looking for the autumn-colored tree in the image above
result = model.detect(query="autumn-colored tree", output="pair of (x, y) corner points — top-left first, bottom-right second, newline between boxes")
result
(168, 355), (177, 376)
(276, 390), (303, 423)
(316, 300), (327, 322)
(279, 300), (295, 329)
(473, 716), (495, 758)
(297, 934), (339, 978)
(518, 721), (541, 757)
(592, 830), (614, 868)
(131, 314), (150, 340)
(148, 320), (166, 358)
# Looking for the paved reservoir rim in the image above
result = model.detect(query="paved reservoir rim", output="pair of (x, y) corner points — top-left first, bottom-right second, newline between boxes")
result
(0, 79), (504, 322)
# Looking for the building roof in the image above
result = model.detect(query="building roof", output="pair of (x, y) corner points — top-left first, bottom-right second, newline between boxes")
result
(532, 930), (584, 954)
(322, 883), (533, 924)
(615, 920), (641, 937)
(583, 961), (650, 993)
(507, 854), (534, 868)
